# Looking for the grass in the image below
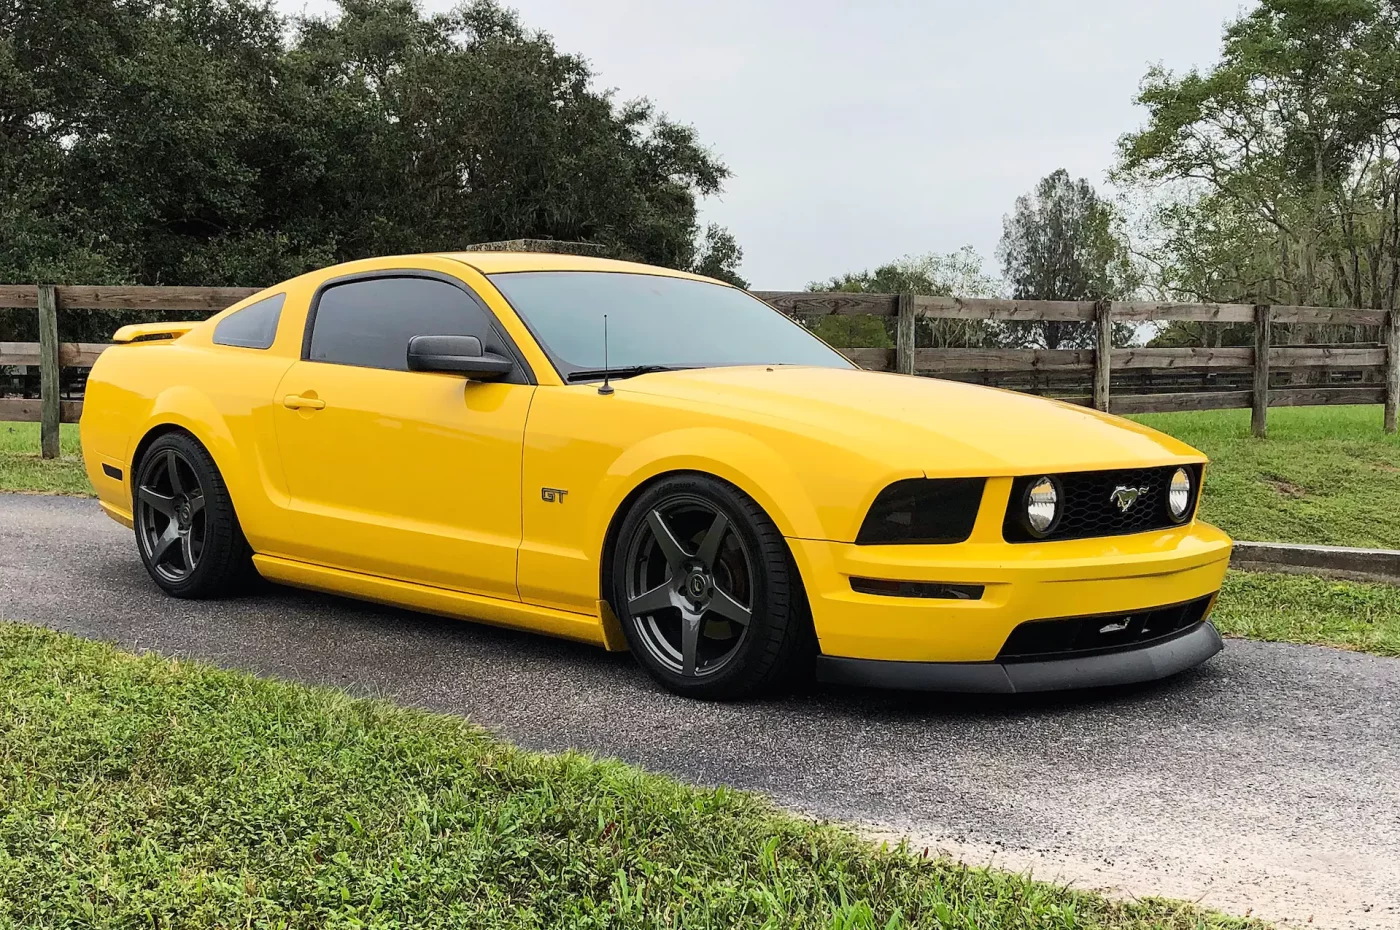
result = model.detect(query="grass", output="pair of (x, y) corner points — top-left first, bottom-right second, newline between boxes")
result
(0, 623), (1262, 930)
(1212, 570), (1400, 657)
(0, 421), (90, 495)
(1130, 405), (1400, 549)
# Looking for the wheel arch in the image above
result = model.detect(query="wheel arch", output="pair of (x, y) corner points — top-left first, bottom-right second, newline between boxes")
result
(130, 422), (198, 477)
(596, 468), (815, 627)
(130, 393), (250, 521)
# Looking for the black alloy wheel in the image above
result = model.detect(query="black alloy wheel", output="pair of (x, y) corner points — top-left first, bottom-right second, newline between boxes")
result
(135, 447), (206, 584)
(133, 432), (254, 598)
(611, 474), (813, 699)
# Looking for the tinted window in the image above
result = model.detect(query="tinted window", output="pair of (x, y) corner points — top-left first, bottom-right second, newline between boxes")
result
(488, 272), (853, 380)
(213, 294), (285, 349)
(308, 276), (519, 378)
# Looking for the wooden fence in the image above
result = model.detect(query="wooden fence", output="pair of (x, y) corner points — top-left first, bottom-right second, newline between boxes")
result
(0, 285), (259, 457)
(756, 291), (1400, 433)
(2, 284), (1398, 459)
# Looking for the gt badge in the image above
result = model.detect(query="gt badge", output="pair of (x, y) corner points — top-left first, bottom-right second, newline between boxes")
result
(541, 487), (569, 503)
(1109, 486), (1143, 512)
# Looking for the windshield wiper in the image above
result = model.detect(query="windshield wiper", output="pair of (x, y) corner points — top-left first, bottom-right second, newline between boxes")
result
(565, 365), (691, 383)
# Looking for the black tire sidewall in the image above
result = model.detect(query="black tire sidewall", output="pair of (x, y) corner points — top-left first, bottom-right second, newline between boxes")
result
(610, 474), (797, 699)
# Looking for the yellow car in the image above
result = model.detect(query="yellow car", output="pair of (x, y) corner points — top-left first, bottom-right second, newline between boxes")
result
(81, 252), (1232, 699)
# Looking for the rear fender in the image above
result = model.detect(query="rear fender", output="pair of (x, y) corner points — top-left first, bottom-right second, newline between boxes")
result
(135, 388), (247, 509)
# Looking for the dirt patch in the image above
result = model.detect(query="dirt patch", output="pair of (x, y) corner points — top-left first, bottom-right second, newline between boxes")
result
(1262, 474), (1309, 498)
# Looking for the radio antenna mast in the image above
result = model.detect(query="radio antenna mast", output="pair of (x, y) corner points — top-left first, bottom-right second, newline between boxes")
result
(598, 314), (615, 396)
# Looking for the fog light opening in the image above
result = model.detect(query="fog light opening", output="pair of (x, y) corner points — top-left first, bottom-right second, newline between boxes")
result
(850, 578), (984, 600)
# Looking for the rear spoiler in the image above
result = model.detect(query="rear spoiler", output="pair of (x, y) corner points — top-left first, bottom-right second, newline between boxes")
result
(111, 321), (199, 344)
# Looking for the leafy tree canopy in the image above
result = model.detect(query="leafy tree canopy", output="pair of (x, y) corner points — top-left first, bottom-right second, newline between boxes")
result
(1116, 0), (1400, 345)
(0, 0), (745, 309)
(997, 169), (1138, 349)
(806, 248), (1001, 349)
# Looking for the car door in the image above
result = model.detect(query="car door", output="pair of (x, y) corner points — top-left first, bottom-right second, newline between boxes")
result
(271, 271), (534, 600)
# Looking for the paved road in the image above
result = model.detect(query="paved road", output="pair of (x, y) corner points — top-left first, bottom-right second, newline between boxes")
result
(2, 494), (1397, 929)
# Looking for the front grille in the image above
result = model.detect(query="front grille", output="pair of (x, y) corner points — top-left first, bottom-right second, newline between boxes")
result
(1003, 465), (1201, 543)
(996, 595), (1214, 662)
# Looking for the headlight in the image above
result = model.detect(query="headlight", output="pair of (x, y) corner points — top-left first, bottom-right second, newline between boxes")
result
(1168, 467), (1193, 522)
(1024, 476), (1060, 537)
(856, 478), (986, 545)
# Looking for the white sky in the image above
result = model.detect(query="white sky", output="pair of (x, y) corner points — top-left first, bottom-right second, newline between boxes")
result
(274, 0), (1250, 288)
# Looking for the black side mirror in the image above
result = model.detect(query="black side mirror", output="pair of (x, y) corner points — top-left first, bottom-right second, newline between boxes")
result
(407, 334), (514, 380)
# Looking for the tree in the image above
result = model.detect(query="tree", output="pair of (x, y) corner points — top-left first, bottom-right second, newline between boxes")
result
(691, 225), (748, 288)
(806, 247), (1001, 349)
(1115, 0), (1400, 344)
(997, 170), (1138, 349)
(0, 0), (744, 343)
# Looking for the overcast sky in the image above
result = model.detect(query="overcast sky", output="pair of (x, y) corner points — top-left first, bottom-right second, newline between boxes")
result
(274, 0), (1250, 288)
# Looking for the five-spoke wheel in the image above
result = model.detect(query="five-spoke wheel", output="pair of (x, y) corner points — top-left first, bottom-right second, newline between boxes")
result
(132, 432), (253, 598)
(623, 495), (755, 679)
(135, 448), (207, 584)
(612, 474), (812, 699)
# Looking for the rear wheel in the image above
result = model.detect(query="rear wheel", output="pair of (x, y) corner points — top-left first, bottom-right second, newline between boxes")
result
(133, 432), (253, 598)
(610, 474), (812, 700)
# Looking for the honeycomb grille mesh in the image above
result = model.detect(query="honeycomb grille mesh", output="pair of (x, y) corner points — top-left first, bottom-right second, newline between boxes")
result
(1003, 465), (1200, 543)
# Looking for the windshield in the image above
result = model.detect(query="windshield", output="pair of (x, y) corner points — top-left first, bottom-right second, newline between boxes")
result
(488, 271), (854, 380)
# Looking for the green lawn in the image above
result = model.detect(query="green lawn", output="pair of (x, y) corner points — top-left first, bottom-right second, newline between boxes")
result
(1212, 570), (1400, 657)
(1130, 405), (1400, 549)
(0, 623), (1260, 930)
(0, 421), (90, 495)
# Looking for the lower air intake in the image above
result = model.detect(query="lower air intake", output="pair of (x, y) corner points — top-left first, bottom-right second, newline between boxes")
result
(996, 595), (1215, 662)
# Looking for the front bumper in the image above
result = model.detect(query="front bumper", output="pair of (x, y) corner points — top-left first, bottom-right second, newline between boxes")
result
(816, 620), (1224, 693)
(788, 521), (1233, 667)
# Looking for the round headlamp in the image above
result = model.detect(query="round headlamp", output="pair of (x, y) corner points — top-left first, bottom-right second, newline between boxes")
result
(1168, 467), (1193, 522)
(1024, 476), (1060, 537)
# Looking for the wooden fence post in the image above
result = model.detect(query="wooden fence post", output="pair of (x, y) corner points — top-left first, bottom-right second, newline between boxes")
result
(1252, 304), (1272, 438)
(1094, 299), (1113, 412)
(1386, 308), (1399, 434)
(895, 293), (916, 375)
(37, 284), (60, 459)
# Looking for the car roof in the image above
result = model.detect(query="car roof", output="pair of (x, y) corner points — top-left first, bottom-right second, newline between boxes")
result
(438, 251), (726, 284)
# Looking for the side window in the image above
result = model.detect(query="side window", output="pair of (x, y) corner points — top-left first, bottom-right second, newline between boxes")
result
(213, 293), (285, 349)
(307, 276), (518, 378)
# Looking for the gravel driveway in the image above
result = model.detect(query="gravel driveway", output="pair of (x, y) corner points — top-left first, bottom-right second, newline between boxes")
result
(2, 493), (1397, 929)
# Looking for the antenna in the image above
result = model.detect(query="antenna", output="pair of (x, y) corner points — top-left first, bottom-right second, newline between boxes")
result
(598, 313), (615, 395)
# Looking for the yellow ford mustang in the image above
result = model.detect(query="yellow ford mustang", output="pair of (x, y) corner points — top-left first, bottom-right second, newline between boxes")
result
(81, 252), (1232, 699)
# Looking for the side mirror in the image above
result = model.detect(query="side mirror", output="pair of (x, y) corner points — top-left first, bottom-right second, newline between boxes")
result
(407, 334), (514, 380)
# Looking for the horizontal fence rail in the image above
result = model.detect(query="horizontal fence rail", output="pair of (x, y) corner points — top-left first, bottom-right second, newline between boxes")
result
(759, 291), (1400, 433)
(2, 284), (1398, 458)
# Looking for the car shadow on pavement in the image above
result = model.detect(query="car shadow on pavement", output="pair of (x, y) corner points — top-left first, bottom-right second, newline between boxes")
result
(237, 579), (1221, 726)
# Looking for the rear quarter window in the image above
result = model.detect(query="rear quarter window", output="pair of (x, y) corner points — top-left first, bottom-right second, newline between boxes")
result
(213, 294), (286, 350)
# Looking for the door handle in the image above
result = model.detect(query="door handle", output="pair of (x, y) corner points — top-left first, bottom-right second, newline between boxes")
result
(283, 394), (326, 410)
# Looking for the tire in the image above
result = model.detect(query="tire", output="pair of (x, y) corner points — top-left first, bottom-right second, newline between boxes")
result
(609, 473), (814, 700)
(132, 432), (255, 598)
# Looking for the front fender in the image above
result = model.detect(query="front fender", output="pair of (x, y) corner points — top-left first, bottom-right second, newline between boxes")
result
(516, 389), (911, 615)
(596, 426), (822, 543)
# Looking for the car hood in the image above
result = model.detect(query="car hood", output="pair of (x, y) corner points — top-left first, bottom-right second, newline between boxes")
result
(615, 365), (1204, 476)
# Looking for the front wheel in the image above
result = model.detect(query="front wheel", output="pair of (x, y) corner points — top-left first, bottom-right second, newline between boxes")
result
(132, 432), (254, 598)
(609, 474), (812, 700)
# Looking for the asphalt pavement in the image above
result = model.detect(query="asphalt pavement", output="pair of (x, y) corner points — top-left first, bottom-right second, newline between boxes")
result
(2, 493), (1397, 929)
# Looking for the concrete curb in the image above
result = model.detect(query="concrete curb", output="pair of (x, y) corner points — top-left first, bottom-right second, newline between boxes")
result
(1231, 540), (1400, 585)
